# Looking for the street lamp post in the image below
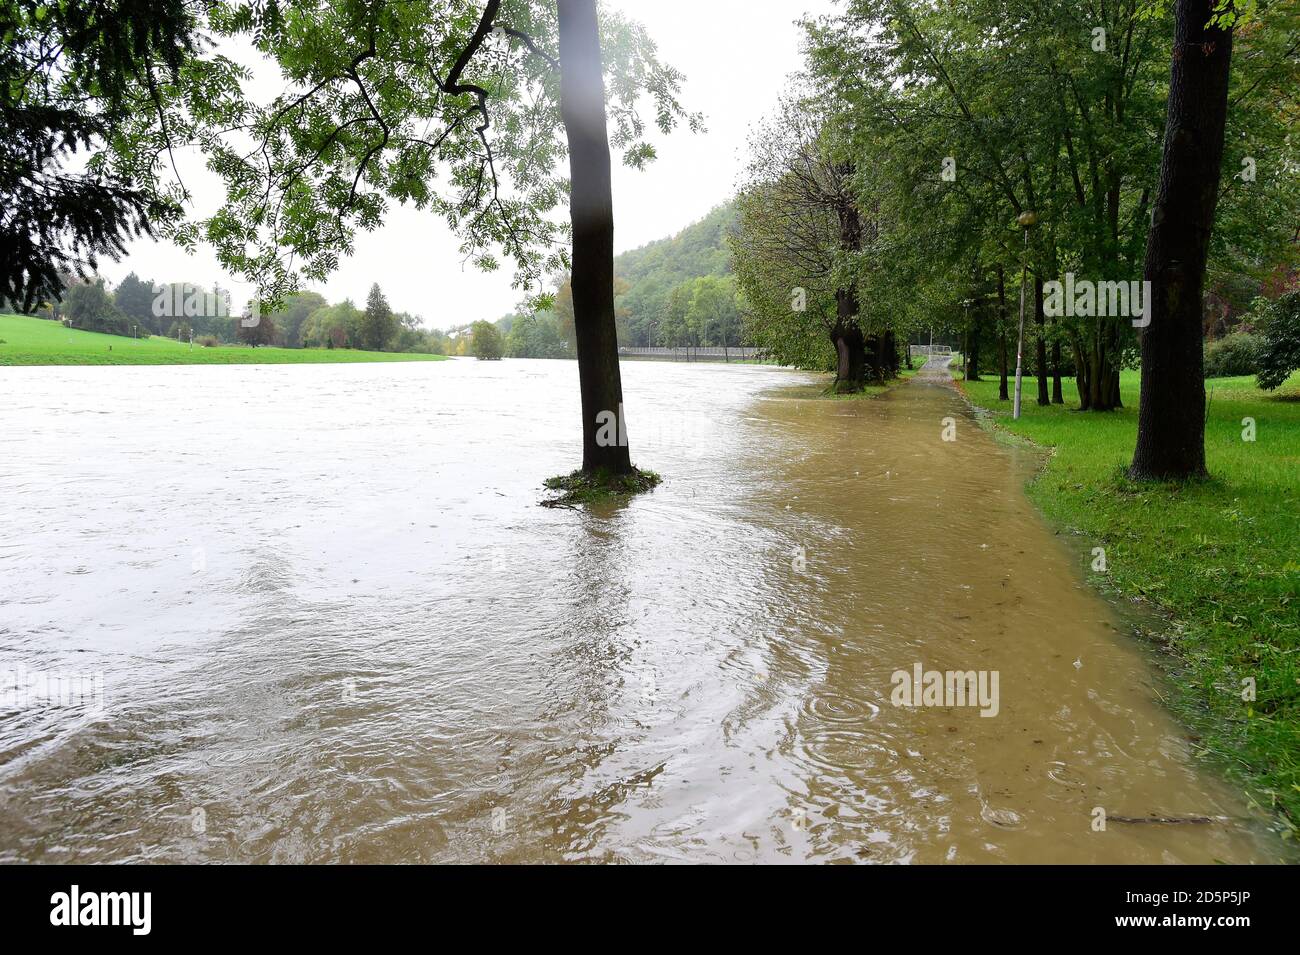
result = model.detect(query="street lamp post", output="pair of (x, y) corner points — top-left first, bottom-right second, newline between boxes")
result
(1013, 211), (1038, 420)
(961, 298), (974, 379)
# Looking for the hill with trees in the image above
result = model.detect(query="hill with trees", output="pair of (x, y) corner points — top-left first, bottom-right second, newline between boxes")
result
(502, 203), (744, 357)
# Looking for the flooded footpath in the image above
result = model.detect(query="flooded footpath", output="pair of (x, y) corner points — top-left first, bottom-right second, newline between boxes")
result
(0, 357), (1288, 862)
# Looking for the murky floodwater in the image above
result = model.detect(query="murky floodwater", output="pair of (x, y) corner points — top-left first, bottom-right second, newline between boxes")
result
(0, 357), (1288, 863)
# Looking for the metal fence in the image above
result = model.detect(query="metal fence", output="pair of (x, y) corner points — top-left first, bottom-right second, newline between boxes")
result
(618, 346), (761, 361)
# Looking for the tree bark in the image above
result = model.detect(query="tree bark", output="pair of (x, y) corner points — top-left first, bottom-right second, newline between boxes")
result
(1130, 0), (1231, 480)
(997, 265), (1009, 400)
(833, 324), (866, 392)
(559, 0), (632, 474)
(881, 329), (899, 378)
(1034, 276), (1050, 405)
(833, 192), (868, 391)
(1051, 338), (1064, 404)
(965, 307), (981, 381)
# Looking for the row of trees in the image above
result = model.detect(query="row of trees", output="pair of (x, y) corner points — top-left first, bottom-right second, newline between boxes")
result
(500, 269), (745, 358)
(731, 0), (1298, 477)
(25, 272), (456, 354)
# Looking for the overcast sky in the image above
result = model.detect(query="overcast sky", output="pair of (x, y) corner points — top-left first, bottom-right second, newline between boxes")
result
(98, 1), (836, 328)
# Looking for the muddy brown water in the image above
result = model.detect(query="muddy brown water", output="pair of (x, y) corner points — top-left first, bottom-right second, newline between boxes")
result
(0, 357), (1288, 862)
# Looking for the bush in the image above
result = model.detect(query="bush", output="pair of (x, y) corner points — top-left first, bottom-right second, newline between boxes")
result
(1203, 332), (1263, 379)
(198, 335), (219, 348)
(470, 319), (505, 360)
(65, 280), (133, 336)
(1254, 291), (1300, 391)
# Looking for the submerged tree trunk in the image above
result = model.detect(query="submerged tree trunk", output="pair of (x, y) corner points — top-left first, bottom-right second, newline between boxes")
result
(833, 323), (866, 392)
(997, 265), (1009, 400)
(1130, 0), (1232, 480)
(833, 192), (867, 392)
(559, 0), (632, 474)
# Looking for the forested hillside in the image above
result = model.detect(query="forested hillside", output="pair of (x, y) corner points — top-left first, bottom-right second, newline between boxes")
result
(501, 203), (743, 357)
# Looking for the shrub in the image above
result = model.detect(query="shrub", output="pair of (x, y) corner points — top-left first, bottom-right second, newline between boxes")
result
(1203, 332), (1263, 379)
(1254, 291), (1300, 391)
(198, 335), (219, 348)
(470, 319), (505, 360)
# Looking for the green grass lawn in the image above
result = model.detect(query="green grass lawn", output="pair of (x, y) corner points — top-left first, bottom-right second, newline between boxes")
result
(955, 366), (1300, 830)
(0, 313), (448, 365)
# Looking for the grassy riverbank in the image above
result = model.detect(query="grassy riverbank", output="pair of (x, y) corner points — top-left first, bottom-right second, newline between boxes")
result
(0, 313), (448, 365)
(953, 366), (1300, 830)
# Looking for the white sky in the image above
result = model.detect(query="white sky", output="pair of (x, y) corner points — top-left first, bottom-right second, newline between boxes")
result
(97, 1), (836, 328)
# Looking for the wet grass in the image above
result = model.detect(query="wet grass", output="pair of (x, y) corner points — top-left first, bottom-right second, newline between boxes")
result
(0, 313), (448, 365)
(541, 467), (663, 508)
(955, 367), (1300, 831)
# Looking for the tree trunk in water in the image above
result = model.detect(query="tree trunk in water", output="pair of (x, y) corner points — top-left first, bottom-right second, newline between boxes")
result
(1034, 277), (1050, 406)
(832, 189), (868, 392)
(997, 265), (1009, 400)
(1051, 339), (1064, 404)
(559, 0), (632, 474)
(833, 325), (866, 392)
(1130, 0), (1230, 479)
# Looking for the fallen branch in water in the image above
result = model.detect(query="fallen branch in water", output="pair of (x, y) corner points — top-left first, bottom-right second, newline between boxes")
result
(1108, 814), (1228, 825)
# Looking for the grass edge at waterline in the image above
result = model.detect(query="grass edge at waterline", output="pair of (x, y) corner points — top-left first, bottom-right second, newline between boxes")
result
(0, 313), (449, 365)
(952, 365), (1300, 832)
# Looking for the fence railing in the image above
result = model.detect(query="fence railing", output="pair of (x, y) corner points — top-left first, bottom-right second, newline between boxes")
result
(618, 346), (761, 361)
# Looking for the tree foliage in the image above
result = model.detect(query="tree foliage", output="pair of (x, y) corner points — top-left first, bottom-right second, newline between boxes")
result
(470, 317), (504, 359)
(109, 0), (698, 310)
(0, 0), (201, 309)
(1254, 291), (1300, 391)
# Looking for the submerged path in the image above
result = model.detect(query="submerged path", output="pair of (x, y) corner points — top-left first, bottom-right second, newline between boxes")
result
(0, 359), (1286, 862)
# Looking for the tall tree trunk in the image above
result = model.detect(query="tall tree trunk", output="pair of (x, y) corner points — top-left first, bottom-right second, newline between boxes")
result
(1072, 333), (1091, 410)
(1130, 0), (1232, 480)
(1051, 338), (1064, 404)
(1034, 277), (1050, 405)
(559, 0), (632, 474)
(833, 324), (866, 392)
(833, 193), (867, 391)
(882, 329), (899, 378)
(965, 308), (981, 381)
(997, 265), (1009, 400)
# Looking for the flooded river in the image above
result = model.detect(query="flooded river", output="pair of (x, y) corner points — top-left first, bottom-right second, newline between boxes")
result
(0, 357), (1287, 862)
